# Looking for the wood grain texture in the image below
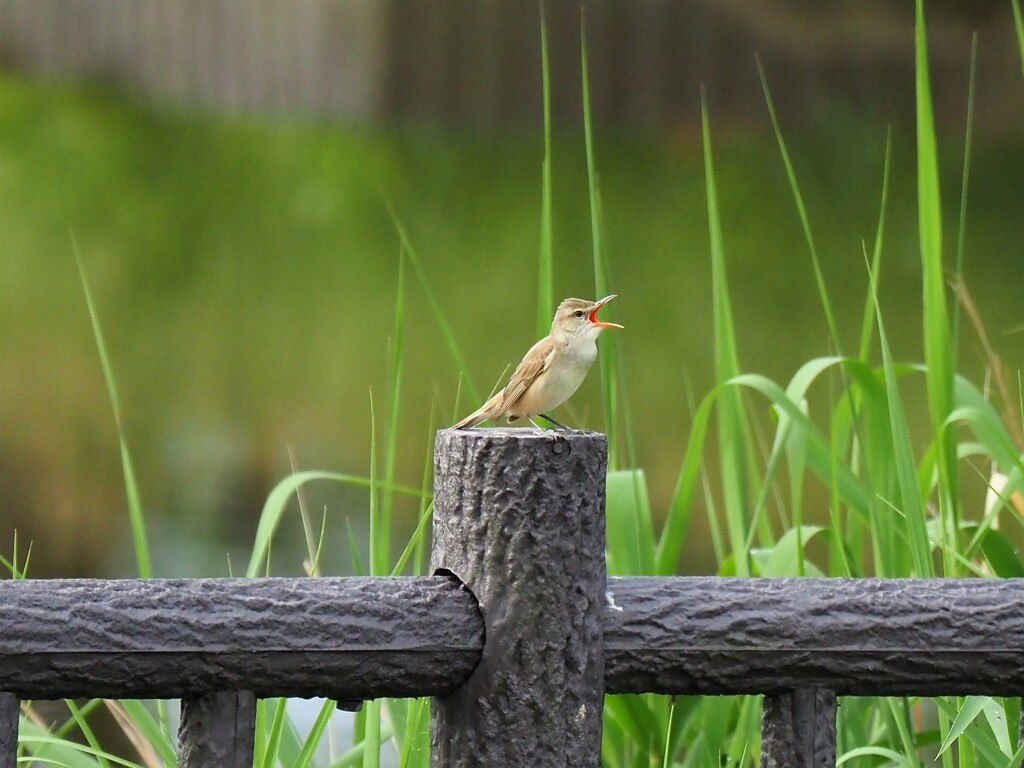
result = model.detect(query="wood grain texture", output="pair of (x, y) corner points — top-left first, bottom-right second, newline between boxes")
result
(431, 428), (608, 768)
(760, 688), (836, 768)
(0, 575), (482, 700)
(0, 693), (17, 768)
(4, 569), (1024, 705)
(605, 576), (1024, 695)
(178, 690), (256, 768)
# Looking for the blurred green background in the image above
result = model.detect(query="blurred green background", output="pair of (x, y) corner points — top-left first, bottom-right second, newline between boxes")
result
(1, 1), (1023, 578)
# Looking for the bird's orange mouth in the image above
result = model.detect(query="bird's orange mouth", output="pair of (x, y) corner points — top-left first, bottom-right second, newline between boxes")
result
(588, 294), (623, 329)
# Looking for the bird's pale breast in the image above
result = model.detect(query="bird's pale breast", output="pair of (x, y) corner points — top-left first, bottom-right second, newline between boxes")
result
(510, 338), (597, 417)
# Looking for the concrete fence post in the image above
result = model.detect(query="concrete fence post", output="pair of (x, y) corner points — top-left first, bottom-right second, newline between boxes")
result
(761, 688), (837, 768)
(177, 690), (256, 768)
(430, 428), (608, 767)
(0, 693), (17, 768)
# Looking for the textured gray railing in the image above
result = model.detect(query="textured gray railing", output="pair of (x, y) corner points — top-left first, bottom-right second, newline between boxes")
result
(2, 429), (1024, 767)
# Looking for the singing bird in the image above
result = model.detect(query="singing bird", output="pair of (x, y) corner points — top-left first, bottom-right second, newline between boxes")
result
(453, 295), (623, 431)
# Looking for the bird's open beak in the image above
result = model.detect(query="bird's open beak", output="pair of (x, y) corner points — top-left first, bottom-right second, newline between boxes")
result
(588, 294), (623, 329)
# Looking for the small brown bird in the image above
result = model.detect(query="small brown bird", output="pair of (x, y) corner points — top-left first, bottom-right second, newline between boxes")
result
(453, 295), (623, 431)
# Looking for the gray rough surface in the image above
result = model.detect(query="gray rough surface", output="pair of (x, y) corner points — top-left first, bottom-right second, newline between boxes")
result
(178, 690), (256, 768)
(760, 688), (836, 768)
(4, 572), (1024, 701)
(604, 576), (1024, 695)
(0, 693), (17, 768)
(431, 428), (608, 768)
(0, 576), (481, 700)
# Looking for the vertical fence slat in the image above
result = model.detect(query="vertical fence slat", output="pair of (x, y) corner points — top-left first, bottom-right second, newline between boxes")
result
(761, 688), (837, 768)
(178, 690), (256, 768)
(430, 428), (608, 767)
(0, 693), (18, 768)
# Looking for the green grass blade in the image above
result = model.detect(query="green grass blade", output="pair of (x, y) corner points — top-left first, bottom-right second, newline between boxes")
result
(391, 501), (433, 577)
(113, 700), (177, 767)
(852, 138), (895, 577)
(656, 387), (715, 574)
(393, 700), (421, 765)
(661, 697), (677, 768)
(384, 201), (478, 404)
(412, 408), (437, 576)
(286, 447), (321, 575)
(379, 248), (407, 576)
(64, 699), (113, 768)
(658, 364), (875, 575)
(730, 372), (873, 520)
(1, 532), (31, 579)
(581, 11), (619, 458)
(393, 697), (428, 767)
(603, 694), (665, 763)
(46, 698), (105, 742)
(368, 389), (380, 577)
(246, 470), (422, 578)
(254, 700), (268, 765)
(18, 732), (145, 768)
(757, 59), (841, 354)
(867, 260), (933, 576)
(915, 0), (959, 576)
(858, 130), (892, 362)
(293, 699), (337, 768)
(537, 2), (554, 339)
(384, 699), (410, 763)
(362, 699), (381, 768)
(401, 702), (431, 768)
(937, 697), (987, 758)
(605, 469), (656, 575)
(951, 34), (978, 357)
(933, 697), (1010, 765)
(886, 698), (925, 768)
(838, 746), (913, 766)
(326, 723), (395, 768)
(981, 698), (1013, 758)
(1012, 0), (1024, 79)
(73, 237), (152, 578)
(701, 90), (752, 575)
(258, 698), (288, 768)
(752, 525), (827, 577)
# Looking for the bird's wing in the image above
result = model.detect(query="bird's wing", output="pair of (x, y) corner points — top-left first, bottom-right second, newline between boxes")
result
(494, 336), (557, 420)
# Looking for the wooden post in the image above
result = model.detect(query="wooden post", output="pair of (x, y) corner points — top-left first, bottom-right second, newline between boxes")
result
(178, 690), (256, 768)
(761, 688), (837, 768)
(0, 693), (18, 768)
(431, 428), (608, 767)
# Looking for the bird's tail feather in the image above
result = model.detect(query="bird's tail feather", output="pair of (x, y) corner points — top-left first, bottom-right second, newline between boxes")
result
(452, 392), (504, 429)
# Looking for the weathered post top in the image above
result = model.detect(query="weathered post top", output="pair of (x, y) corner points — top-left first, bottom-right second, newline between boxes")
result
(431, 427), (608, 768)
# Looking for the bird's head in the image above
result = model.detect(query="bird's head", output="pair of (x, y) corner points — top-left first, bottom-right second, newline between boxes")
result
(551, 295), (623, 342)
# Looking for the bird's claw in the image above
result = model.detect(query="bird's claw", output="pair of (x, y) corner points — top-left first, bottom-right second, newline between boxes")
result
(527, 417), (567, 442)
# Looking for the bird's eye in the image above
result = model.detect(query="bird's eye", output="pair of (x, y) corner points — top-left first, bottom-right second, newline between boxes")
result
(574, 310), (585, 318)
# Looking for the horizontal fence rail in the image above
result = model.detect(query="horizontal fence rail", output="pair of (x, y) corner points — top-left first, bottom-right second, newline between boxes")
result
(604, 576), (1024, 696)
(3, 429), (1024, 767)
(0, 575), (482, 702)
(3, 576), (1024, 700)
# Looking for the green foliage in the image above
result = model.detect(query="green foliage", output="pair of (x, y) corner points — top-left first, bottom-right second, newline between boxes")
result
(1013, 0), (1024, 79)
(581, 12), (620, 465)
(75, 238), (151, 579)
(701, 92), (756, 580)
(13, 5), (1024, 768)
(537, 2), (555, 340)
